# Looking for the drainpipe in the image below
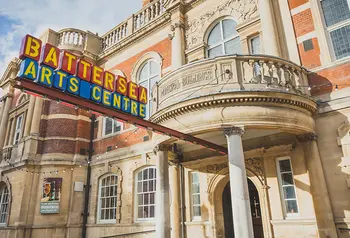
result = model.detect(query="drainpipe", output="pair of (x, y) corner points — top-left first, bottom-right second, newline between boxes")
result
(82, 114), (95, 238)
(179, 155), (186, 238)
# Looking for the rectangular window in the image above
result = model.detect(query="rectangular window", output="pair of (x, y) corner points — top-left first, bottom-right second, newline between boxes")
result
(250, 35), (261, 76)
(13, 114), (24, 145)
(98, 175), (118, 223)
(136, 167), (156, 220)
(276, 157), (299, 216)
(191, 172), (201, 219)
(103, 117), (123, 136)
(321, 0), (350, 59)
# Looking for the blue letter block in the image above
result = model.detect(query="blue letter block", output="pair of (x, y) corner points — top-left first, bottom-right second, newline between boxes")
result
(37, 65), (54, 87)
(79, 80), (91, 100)
(91, 84), (102, 103)
(67, 76), (80, 95)
(112, 93), (122, 110)
(130, 100), (139, 117)
(18, 58), (38, 80)
(139, 103), (147, 118)
(121, 96), (131, 113)
(53, 70), (68, 91)
(102, 90), (112, 107)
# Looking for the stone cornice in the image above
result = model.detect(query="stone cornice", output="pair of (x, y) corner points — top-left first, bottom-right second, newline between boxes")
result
(296, 133), (318, 142)
(151, 92), (318, 124)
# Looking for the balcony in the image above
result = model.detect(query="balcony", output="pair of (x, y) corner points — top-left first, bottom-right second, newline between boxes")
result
(57, 28), (87, 52)
(1, 146), (14, 162)
(151, 55), (311, 114)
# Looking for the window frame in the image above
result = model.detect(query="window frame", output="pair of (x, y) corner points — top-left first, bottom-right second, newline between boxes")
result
(102, 117), (124, 137)
(134, 166), (157, 222)
(137, 60), (161, 119)
(190, 172), (202, 220)
(0, 184), (10, 226)
(13, 114), (24, 145)
(97, 174), (119, 224)
(206, 18), (241, 58)
(276, 156), (300, 218)
(319, 0), (350, 61)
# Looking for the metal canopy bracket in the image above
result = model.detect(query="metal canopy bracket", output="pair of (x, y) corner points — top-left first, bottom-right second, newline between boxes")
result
(14, 78), (228, 155)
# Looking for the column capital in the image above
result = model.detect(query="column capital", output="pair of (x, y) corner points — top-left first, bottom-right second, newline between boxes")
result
(223, 127), (245, 137)
(154, 144), (174, 154)
(297, 133), (318, 142)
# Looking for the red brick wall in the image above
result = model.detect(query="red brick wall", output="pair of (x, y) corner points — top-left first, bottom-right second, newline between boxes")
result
(288, 0), (309, 9)
(292, 9), (315, 37)
(110, 38), (172, 80)
(298, 38), (321, 69)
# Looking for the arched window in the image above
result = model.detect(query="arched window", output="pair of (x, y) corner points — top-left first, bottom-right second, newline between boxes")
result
(207, 19), (242, 58)
(0, 183), (9, 225)
(138, 60), (160, 118)
(97, 174), (118, 223)
(135, 167), (156, 220)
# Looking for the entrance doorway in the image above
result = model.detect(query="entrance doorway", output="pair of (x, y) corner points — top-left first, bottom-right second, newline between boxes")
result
(222, 180), (264, 238)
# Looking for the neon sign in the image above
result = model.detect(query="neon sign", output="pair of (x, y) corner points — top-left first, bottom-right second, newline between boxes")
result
(18, 35), (148, 118)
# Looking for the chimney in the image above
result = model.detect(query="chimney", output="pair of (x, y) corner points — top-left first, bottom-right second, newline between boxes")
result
(142, 0), (153, 6)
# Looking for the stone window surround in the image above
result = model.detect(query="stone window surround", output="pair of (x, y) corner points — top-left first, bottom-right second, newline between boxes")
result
(190, 171), (202, 220)
(0, 177), (12, 227)
(102, 117), (124, 138)
(275, 156), (300, 218)
(133, 165), (157, 223)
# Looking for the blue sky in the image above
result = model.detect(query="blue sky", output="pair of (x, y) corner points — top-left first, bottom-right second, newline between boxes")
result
(0, 0), (141, 78)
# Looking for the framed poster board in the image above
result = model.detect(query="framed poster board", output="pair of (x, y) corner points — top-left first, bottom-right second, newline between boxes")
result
(40, 178), (62, 214)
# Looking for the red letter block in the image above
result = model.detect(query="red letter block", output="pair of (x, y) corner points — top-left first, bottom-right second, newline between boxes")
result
(19, 34), (42, 61)
(40, 44), (60, 69)
(77, 59), (92, 82)
(58, 50), (78, 75)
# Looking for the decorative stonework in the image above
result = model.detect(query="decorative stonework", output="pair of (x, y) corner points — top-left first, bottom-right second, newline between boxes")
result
(297, 133), (318, 142)
(223, 127), (245, 136)
(185, 0), (258, 49)
(153, 144), (174, 154)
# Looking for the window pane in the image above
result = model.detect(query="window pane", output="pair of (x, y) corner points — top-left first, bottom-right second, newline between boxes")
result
(208, 22), (222, 46)
(208, 45), (223, 58)
(281, 173), (294, 186)
(104, 118), (113, 135)
(283, 186), (296, 199)
(140, 63), (149, 81)
(285, 200), (299, 214)
(193, 206), (201, 217)
(138, 207), (143, 218)
(224, 38), (242, 55)
(150, 205), (155, 217)
(330, 25), (350, 59)
(150, 193), (155, 204)
(192, 184), (200, 193)
(321, 0), (350, 27)
(222, 19), (239, 39)
(251, 36), (261, 54)
(279, 160), (291, 172)
(193, 194), (200, 204)
(150, 61), (159, 76)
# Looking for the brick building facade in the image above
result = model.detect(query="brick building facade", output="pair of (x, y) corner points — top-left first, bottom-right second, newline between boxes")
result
(0, 0), (349, 237)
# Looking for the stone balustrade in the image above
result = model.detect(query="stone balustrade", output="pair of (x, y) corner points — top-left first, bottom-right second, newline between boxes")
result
(101, 0), (166, 51)
(1, 146), (13, 162)
(151, 55), (311, 114)
(57, 28), (87, 52)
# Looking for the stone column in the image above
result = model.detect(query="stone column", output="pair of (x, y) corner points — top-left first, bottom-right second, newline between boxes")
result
(171, 22), (185, 71)
(298, 134), (338, 238)
(170, 164), (180, 238)
(23, 96), (36, 137)
(30, 98), (43, 135)
(154, 144), (171, 238)
(224, 127), (254, 238)
(0, 94), (14, 149)
(0, 99), (5, 127)
(259, 0), (281, 56)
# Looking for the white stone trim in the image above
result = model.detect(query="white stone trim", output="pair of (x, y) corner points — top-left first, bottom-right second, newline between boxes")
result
(296, 31), (317, 44)
(41, 114), (91, 122)
(37, 136), (90, 143)
(290, 2), (311, 16)
(130, 51), (163, 83)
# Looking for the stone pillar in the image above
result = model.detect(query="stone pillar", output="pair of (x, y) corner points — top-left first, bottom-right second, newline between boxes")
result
(224, 127), (254, 238)
(170, 164), (180, 238)
(30, 98), (43, 135)
(0, 99), (5, 127)
(154, 144), (171, 238)
(171, 22), (185, 71)
(259, 0), (281, 56)
(0, 94), (14, 149)
(298, 134), (338, 238)
(23, 96), (36, 137)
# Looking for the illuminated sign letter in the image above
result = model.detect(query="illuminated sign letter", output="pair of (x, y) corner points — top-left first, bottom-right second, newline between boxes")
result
(58, 51), (78, 75)
(139, 103), (146, 118)
(91, 85), (102, 103)
(53, 70), (68, 91)
(122, 96), (131, 113)
(92, 66), (104, 86)
(40, 44), (59, 69)
(19, 35), (42, 61)
(67, 76), (80, 95)
(103, 71), (115, 92)
(18, 58), (38, 81)
(138, 86), (148, 104)
(102, 90), (112, 106)
(77, 59), (92, 82)
(127, 82), (138, 101)
(112, 93), (122, 110)
(116, 76), (128, 96)
(130, 100), (139, 116)
(38, 66), (54, 86)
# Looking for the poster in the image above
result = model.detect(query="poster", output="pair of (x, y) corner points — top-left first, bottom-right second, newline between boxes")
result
(40, 178), (62, 214)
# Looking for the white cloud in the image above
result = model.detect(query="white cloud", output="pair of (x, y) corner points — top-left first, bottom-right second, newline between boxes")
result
(0, 0), (141, 77)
